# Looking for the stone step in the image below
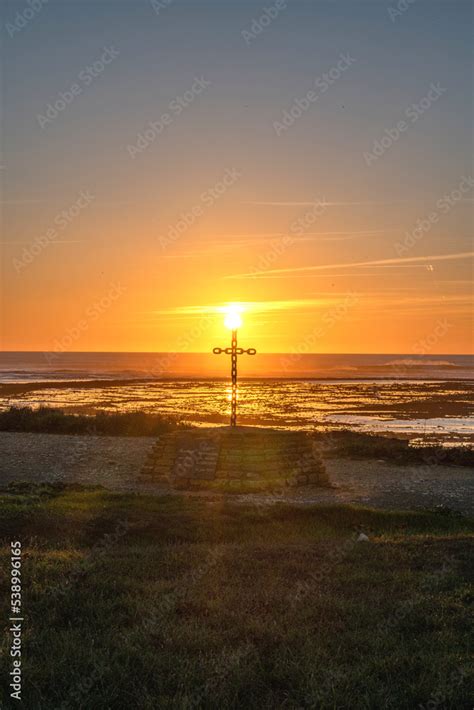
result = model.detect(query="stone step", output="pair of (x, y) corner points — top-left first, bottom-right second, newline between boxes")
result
(140, 427), (328, 489)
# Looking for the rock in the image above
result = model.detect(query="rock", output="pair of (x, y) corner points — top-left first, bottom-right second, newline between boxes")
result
(357, 533), (369, 542)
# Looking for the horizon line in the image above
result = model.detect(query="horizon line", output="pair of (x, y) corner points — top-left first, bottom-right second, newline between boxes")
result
(1, 350), (473, 357)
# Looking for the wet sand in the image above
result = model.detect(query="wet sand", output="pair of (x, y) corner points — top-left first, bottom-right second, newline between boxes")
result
(0, 378), (152, 397)
(1, 380), (472, 437)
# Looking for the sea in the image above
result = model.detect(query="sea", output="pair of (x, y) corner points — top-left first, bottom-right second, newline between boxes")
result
(0, 352), (473, 447)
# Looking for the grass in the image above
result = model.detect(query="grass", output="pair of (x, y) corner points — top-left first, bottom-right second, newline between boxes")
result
(318, 429), (474, 467)
(0, 406), (185, 437)
(0, 487), (473, 708)
(2, 407), (473, 468)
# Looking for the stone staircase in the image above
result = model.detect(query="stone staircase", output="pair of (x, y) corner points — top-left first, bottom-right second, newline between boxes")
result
(140, 426), (328, 490)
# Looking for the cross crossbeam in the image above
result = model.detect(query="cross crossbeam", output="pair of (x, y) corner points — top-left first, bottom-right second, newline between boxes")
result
(213, 329), (256, 426)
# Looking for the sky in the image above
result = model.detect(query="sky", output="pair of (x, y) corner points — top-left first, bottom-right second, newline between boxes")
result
(1, 0), (473, 355)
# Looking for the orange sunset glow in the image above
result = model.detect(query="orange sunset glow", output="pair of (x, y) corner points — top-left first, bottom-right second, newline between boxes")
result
(3, 205), (473, 355)
(1, 0), (472, 360)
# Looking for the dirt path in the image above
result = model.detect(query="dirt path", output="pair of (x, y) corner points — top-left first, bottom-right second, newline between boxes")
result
(0, 432), (472, 515)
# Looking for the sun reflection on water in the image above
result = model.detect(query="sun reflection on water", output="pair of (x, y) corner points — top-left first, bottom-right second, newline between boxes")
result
(2, 379), (473, 445)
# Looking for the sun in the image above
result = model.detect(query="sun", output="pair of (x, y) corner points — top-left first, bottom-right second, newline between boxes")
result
(223, 303), (243, 330)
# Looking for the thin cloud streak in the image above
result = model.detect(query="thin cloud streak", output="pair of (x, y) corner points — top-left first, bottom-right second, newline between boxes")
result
(160, 229), (391, 258)
(246, 269), (435, 280)
(148, 298), (346, 318)
(245, 200), (410, 207)
(146, 293), (472, 322)
(226, 251), (474, 279)
(1, 240), (84, 245)
(218, 229), (391, 237)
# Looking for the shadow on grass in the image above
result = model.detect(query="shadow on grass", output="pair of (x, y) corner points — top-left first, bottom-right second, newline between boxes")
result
(1, 485), (473, 546)
(0, 488), (473, 708)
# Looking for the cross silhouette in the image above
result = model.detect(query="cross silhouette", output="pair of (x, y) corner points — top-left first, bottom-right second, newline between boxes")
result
(213, 329), (256, 426)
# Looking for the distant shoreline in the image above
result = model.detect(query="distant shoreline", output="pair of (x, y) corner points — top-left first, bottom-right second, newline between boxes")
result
(2, 375), (474, 397)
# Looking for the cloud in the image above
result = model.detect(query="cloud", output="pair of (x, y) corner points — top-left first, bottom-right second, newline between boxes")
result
(226, 251), (474, 279)
(159, 229), (391, 259)
(147, 292), (473, 324)
(149, 297), (350, 318)
(244, 200), (409, 207)
(1, 240), (84, 245)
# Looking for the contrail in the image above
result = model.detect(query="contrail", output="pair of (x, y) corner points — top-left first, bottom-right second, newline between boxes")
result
(226, 251), (474, 279)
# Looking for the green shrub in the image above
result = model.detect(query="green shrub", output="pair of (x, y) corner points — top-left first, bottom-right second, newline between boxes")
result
(0, 406), (186, 437)
(317, 430), (474, 466)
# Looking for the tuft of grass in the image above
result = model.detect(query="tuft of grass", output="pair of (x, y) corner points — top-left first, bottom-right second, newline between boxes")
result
(0, 489), (473, 708)
(319, 429), (474, 466)
(0, 406), (187, 437)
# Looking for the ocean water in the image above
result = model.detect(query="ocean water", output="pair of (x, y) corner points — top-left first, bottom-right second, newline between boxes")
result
(0, 352), (473, 382)
(1, 353), (473, 447)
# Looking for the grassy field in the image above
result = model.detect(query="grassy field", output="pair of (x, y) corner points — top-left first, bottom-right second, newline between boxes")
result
(0, 486), (473, 709)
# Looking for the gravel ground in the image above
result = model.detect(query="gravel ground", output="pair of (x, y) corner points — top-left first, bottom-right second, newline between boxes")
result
(0, 432), (472, 515)
(0, 432), (153, 490)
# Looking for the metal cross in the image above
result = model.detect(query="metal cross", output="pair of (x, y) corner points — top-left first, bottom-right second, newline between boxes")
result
(213, 330), (256, 427)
